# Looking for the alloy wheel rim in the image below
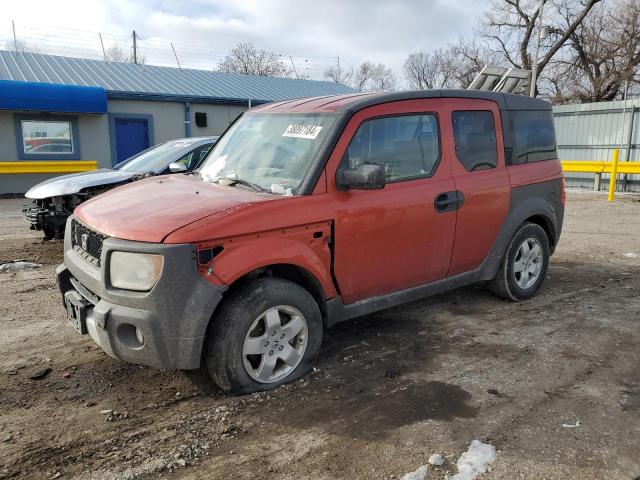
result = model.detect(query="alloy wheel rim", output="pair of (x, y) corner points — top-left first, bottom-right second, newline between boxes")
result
(242, 305), (308, 384)
(513, 237), (544, 289)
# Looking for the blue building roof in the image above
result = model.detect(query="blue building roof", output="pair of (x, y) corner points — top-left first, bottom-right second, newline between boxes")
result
(0, 50), (354, 105)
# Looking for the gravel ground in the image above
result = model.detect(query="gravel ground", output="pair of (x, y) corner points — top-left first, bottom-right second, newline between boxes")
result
(0, 191), (639, 480)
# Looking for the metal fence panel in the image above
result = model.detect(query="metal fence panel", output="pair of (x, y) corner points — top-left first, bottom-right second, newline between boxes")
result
(553, 99), (640, 192)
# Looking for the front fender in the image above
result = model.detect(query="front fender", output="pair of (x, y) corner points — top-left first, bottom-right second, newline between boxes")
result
(203, 222), (337, 299)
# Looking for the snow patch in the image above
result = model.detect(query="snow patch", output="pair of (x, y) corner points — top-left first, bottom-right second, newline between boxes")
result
(448, 440), (496, 480)
(623, 252), (639, 259)
(562, 420), (580, 428)
(0, 261), (41, 273)
(401, 464), (428, 480)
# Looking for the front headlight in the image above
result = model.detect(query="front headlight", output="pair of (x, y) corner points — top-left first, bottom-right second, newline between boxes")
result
(109, 252), (164, 291)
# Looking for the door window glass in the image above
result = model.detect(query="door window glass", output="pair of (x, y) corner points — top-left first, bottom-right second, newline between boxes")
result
(174, 144), (213, 170)
(342, 114), (440, 182)
(452, 111), (498, 171)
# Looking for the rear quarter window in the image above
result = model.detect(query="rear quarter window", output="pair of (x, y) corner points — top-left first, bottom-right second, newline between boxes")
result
(509, 110), (557, 164)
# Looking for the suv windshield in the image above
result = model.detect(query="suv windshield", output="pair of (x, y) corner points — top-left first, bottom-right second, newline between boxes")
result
(199, 113), (337, 194)
(115, 140), (200, 173)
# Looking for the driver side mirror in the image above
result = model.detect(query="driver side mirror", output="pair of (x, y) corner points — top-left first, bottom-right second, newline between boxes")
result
(336, 163), (386, 190)
(169, 162), (188, 173)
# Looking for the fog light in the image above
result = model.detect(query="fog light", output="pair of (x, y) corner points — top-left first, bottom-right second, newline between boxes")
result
(135, 327), (145, 346)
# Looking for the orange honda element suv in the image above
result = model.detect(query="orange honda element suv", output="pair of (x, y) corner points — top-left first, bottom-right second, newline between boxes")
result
(57, 91), (564, 394)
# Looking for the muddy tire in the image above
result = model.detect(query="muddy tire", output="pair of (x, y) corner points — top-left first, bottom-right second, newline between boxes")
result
(205, 277), (323, 395)
(490, 222), (550, 301)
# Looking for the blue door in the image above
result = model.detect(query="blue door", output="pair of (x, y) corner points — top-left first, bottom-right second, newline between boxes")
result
(114, 118), (149, 165)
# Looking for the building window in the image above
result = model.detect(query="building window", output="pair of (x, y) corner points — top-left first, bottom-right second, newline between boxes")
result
(21, 120), (74, 154)
(452, 110), (498, 171)
(14, 115), (81, 160)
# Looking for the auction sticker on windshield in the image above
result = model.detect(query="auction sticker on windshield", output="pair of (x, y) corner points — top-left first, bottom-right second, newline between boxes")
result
(282, 124), (323, 139)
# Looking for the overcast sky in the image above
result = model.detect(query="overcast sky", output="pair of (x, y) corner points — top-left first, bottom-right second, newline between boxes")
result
(3, 0), (489, 83)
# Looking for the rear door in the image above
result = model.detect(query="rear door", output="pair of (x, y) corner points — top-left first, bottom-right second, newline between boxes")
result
(327, 99), (457, 304)
(445, 99), (510, 275)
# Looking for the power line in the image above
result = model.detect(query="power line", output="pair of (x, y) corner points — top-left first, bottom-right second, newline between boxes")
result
(3, 21), (339, 80)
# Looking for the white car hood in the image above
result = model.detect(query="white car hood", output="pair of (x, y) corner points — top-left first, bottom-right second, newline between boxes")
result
(25, 169), (139, 199)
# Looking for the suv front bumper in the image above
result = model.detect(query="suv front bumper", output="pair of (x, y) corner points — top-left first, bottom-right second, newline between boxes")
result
(56, 217), (226, 370)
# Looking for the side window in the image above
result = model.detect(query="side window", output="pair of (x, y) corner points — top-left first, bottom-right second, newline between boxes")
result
(452, 111), (498, 171)
(341, 114), (440, 182)
(176, 144), (212, 170)
(200, 144), (214, 162)
(510, 110), (557, 164)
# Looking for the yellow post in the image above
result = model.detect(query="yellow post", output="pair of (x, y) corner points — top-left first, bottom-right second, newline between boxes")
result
(607, 149), (620, 202)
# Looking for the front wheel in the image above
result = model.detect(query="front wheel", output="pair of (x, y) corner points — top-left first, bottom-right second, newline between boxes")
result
(490, 222), (550, 301)
(205, 277), (323, 394)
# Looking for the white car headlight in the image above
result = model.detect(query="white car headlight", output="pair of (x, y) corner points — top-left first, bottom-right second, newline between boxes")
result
(109, 252), (164, 291)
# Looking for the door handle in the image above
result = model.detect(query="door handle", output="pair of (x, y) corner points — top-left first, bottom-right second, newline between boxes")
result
(434, 191), (464, 212)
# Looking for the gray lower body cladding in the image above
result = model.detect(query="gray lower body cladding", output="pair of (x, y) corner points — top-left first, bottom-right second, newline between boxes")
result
(57, 216), (225, 370)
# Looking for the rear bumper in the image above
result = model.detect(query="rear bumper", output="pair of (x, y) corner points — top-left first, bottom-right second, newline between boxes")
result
(57, 216), (226, 370)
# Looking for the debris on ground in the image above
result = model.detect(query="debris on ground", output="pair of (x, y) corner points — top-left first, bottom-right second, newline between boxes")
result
(0, 260), (41, 273)
(28, 367), (52, 380)
(401, 464), (428, 480)
(562, 420), (581, 428)
(428, 453), (445, 466)
(623, 252), (639, 259)
(448, 440), (496, 480)
(100, 409), (129, 422)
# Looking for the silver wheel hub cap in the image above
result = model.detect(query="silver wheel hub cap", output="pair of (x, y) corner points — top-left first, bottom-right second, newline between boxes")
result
(513, 237), (543, 289)
(242, 305), (308, 384)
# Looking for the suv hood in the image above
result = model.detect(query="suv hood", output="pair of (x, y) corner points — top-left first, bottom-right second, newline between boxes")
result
(75, 174), (273, 243)
(25, 169), (138, 199)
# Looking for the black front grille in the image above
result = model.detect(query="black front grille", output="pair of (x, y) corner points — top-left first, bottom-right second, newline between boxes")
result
(71, 219), (106, 266)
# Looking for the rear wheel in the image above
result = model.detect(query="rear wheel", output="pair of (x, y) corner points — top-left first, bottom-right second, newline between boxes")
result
(205, 277), (323, 394)
(490, 222), (550, 301)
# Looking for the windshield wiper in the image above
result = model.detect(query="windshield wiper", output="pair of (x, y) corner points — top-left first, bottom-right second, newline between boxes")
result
(216, 177), (271, 193)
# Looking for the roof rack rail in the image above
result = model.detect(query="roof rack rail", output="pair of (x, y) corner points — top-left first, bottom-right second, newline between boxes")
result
(467, 66), (531, 94)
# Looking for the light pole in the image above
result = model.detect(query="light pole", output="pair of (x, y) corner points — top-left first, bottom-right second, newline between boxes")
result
(529, 0), (546, 97)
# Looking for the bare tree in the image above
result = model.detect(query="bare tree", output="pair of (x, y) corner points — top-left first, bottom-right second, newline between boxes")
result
(559, 0), (640, 102)
(325, 61), (396, 91)
(352, 61), (397, 92)
(404, 48), (461, 89)
(105, 43), (129, 63)
(102, 42), (145, 64)
(324, 65), (353, 86)
(218, 42), (288, 77)
(5, 39), (41, 54)
(482, 0), (603, 94)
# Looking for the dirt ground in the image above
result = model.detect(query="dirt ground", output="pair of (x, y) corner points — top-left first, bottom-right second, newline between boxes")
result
(1, 191), (639, 480)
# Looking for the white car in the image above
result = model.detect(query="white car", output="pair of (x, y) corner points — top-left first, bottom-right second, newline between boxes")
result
(23, 136), (217, 239)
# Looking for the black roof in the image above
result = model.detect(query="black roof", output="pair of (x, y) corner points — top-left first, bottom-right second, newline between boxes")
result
(332, 89), (552, 114)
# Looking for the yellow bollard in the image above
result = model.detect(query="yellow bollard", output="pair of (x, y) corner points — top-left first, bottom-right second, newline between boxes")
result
(607, 149), (620, 202)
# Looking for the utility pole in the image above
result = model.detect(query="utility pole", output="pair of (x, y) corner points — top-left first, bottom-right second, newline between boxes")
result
(289, 56), (299, 79)
(529, 0), (546, 97)
(132, 30), (138, 65)
(12, 20), (18, 53)
(171, 43), (182, 70)
(99, 33), (107, 62)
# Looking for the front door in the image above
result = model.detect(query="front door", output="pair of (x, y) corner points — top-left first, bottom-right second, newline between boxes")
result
(328, 99), (457, 305)
(114, 118), (150, 165)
